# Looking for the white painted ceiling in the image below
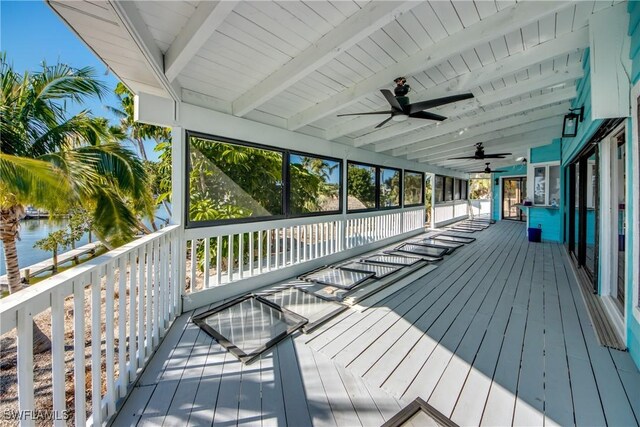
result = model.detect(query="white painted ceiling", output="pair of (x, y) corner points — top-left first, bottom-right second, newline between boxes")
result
(48, 0), (620, 173)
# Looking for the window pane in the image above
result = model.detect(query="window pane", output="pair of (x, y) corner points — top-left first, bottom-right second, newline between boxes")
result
(289, 154), (341, 215)
(548, 165), (560, 206)
(445, 177), (453, 201)
(461, 180), (467, 199)
(188, 135), (283, 223)
(348, 163), (376, 210)
(404, 171), (423, 206)
(435, 176), (444, 202)
(454, 178), (461, 200)
(380, 168), (401, 208)
(534, 167), (546, 205)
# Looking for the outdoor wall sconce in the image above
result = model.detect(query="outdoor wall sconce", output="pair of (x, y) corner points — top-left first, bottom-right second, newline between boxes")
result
(562, 106), (584, 137)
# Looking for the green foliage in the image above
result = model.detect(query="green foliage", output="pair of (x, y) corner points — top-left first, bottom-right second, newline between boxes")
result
(469, 178), (491, 199)
(33, 230), (70, 269)
(347, 165), (376, 208)
(380, 169), (400, 207)
(425, 176), (433, 223)
(0, 56), (154, 248)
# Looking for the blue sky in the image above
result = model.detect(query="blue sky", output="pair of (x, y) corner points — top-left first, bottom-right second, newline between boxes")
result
(1, 0), (160, 160)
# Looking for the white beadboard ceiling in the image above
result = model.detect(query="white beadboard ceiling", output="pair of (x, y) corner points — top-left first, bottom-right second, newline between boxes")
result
(47, 0), (622, 173)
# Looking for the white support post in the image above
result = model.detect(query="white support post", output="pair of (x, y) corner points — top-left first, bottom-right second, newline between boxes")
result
(171, 126), (186, 313)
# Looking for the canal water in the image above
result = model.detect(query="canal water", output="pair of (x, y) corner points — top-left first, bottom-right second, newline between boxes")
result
(0, 209), (170, 276)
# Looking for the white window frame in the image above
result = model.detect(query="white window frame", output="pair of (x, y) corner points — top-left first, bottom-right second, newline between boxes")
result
(527, 161), (560, 206)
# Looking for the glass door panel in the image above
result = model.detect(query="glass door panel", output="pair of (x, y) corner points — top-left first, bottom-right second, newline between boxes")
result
(502, 177), (527, 221)
(616, 134), (626, 310)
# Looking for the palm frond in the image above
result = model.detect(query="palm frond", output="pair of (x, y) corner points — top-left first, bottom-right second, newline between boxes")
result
(0, 153), (74, 211)
(91, 187), (138, 247)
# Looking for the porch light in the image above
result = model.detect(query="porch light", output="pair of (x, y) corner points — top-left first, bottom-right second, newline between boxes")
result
(562, 106), (584, 137)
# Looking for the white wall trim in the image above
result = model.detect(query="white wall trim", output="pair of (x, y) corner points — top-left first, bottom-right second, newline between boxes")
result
(631, 81), (640, 325)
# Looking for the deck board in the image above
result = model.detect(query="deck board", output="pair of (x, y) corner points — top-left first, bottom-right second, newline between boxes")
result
(109, 221), (640, 427)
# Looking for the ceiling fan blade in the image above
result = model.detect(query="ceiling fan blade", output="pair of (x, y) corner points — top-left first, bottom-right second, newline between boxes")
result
(409, 111), (447, 121)
(447, 156), (478, 160)
(492, 170), (508, 173)
(375, 116), (394, 128)
(482, 154), (507, 159)
(337, 111), (393, 116)
(380, 89), (403, 111)
(485, 152), (512, 156)
(407, 93), (474, 114)
(466, 171), (489, 174)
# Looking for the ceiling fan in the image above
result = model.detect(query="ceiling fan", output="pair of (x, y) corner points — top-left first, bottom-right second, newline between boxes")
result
(467, 163), (508, 174)
(337, 89), (474, 129)
(448, 142), (512, 160)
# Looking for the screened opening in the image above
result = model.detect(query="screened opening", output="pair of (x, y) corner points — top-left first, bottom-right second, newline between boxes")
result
(347, 162), (377, 211)
(454, 178), (461, 200)
(192, 295), (307, 364)
(413, 238), (463, 251)
(394, 243), (447, 258)
(289, 153), (342, 216)
(362, 254), (423, 266)
(435, 175), (444, 202)
(432, 234), (475, 243)
(461, 180), (468, 199)
(380, 167), (401, 208)
(404, 170), (424, 207)
(445, 177), (454, 201)
(187, 133), (284, 226)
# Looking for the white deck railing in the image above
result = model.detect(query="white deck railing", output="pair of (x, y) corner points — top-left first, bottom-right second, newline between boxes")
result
(434, 200), (470, 227)
(0, 225), (181, 426)
(1, 207), (424, 426)
(184, 207), (425, 294)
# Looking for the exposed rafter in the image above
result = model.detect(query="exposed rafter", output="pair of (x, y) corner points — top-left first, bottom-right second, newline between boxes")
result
(327, 28), (587, 141)
(232, 1), (418, 117)
(399, 116), (563, 158)
(287, 1), (574, 131)
(108, 0), (181, 102)
(409, 103), (570, 161)
(165, 1), (238, 82)
(374, 87), (575, 153)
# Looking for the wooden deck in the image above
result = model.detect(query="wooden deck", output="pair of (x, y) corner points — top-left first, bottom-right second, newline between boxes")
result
(111, 221), (640, 427)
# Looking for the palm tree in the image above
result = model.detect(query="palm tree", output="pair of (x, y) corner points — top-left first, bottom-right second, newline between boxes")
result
(1, 56), (154, 353)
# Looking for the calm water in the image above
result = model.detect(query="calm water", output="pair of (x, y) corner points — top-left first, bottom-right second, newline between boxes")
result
(0, 209), (170, 276)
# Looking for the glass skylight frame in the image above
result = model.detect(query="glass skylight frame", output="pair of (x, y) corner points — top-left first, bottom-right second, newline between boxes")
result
(300, 267), (375, 290)
(336, 261), (404, 279)
(382, 397), (458, 427)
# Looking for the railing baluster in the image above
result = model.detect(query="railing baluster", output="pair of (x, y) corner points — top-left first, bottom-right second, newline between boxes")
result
(275, 229), (280, 268)
(204, 238), (211, 289)
(228, 234), (234, 282)
(73, 277), (86, 425)
(289, 226), (294, 265)
(296, 226), (301, 263)
(190, 239), (197, 292)
(216, 236), (222, 286)
(239, 233), (244, 279)
(145, 243), (153, 358)
(90, 270), (103, 425)
(258, 230), (263, 273)
(154, 241), (161, 346)
(118, 256), (127, 397)
(105, 262), (116, 416)
(51, 289), (65, 427)
(16, 307), (35, 427)
(249, 231), (254, 276)
(266, 230), (271, 271)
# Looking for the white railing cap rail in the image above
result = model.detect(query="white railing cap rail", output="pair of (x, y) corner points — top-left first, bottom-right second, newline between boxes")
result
(0, 225), (180, 335)
(184, 206), (424, 239)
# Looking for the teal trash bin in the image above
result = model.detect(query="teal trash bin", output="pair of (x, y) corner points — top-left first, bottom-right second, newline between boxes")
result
(528, 225), (542, 242)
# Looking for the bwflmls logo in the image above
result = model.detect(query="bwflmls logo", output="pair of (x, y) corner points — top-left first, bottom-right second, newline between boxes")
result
(2, 409), (70, 421)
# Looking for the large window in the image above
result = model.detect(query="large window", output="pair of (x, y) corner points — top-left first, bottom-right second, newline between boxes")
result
(188, 134), (284, 225)
(404, 170), (425, 206)
(454, 178), (461, 200)
(444, 176), (454, 201)
(380, 167), (401, 208)
(347, 162), (377, 211)
(289, 153), (342, 215)
(435, 176), (444, 202)
(532, 163), (560, 206)
(461, 180), (468, 200)
(186, 132), (343, 226)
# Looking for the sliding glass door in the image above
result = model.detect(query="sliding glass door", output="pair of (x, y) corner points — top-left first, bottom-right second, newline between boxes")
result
(568, 146), (599, 291)
(502, 177), (527, 221)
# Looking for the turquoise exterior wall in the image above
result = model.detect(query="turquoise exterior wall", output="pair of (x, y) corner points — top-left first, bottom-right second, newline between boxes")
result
(531, 138), (561, 163)
(556, 3), (640, 369)
(491, 164), (527, 221)
(626, 0), (640, 369)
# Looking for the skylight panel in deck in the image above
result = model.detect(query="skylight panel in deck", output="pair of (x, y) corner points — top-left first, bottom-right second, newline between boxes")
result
(193, 295), (307, 364)
(362, 254), (423, 267)
(431, 234), (476, 243)
(301, 268), (374, 290)
(336, 261), (403, 279)
(260, 287), (347, 333)
(413, 238), (464, 251)
(395, 243), (448, 258)
(383, 250), (442, 263)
